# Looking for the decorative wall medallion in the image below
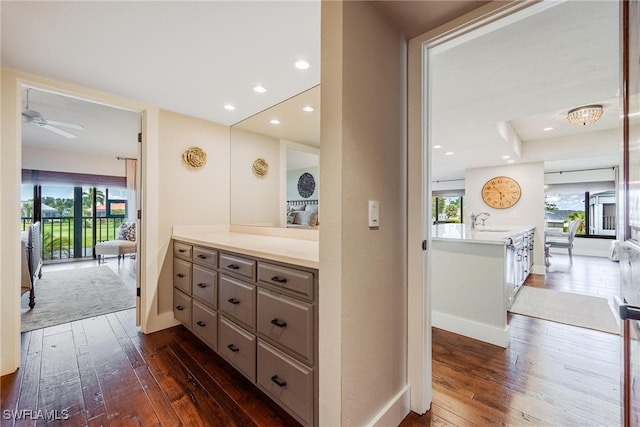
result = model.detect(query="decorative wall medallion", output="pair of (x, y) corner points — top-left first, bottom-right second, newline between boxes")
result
(182, 146), (207, 169)
(252, 158), (269, 177)
(297, 172), (315, 198)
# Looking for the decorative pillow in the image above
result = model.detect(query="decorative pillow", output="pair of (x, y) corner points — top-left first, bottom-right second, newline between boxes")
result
(297, 209), (319, 227)
(118, 222), (136, 241)
(288, 203), (306, 211)
(287, 211), (297, 224)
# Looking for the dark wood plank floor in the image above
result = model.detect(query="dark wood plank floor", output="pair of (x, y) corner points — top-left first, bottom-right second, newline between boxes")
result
(2, 254), (622, 426)
(402, 253), (622, 426)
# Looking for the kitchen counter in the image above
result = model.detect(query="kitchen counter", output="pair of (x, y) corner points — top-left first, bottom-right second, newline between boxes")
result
(432, 223), (536, 244)
(172, 225), (319, 269)
(431, 223), (536, 348)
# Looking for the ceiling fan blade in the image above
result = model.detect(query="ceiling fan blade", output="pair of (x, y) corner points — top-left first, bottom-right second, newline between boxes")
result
(45, 119), (85, 130)
(41, 124), (78, 139)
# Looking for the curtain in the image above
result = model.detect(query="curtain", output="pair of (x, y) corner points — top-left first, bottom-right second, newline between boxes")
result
(126, 159), (137, 222)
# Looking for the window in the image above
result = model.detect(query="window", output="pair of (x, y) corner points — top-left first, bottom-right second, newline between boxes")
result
(544, 181), (615, 238)
(433, 195), (464, 224)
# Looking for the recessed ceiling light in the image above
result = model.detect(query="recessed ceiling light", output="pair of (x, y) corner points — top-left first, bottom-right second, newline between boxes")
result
(445, 151), (454, 155)
(502, 155), (511, 159)
(507, 159), (515, 163)
(295, 60), (310, 70)
(270, 119), (280, 125)
(433, 145), (442, 149)
(253, 85), (267, 93)
(224, 104), (236, 111)
(544, 127), (554, 131)
(302, 106), (314, 112)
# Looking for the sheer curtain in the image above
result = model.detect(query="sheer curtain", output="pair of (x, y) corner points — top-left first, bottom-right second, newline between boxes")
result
(126, 159), (137, 222)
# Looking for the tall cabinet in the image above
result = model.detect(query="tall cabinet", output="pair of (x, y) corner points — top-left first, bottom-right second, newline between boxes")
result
(173, 238), (318, 426)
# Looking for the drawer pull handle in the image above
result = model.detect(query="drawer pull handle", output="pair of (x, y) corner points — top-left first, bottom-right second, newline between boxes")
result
(271, 375), (287, 388)
(178, 249), (186, 253)
(176, 305), (184, 311)
(197, 283), (207, 288)
(197, 254), (207, 259)
(196, 321), (206, 327)
(176, 273), (185, 278)
(227, 344), (240, 352)
(227, 264), (240, 270)
(228, 298), (240, 305)
(270, 318), (287, 328)
(271, 276), (288, 283)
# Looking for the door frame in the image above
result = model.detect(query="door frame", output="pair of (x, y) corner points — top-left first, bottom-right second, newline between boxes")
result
(0, 69), (161, 375)
(406, 0), (556, 414)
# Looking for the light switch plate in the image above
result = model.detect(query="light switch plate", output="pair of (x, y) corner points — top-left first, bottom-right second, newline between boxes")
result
(369, 200), (379, 227)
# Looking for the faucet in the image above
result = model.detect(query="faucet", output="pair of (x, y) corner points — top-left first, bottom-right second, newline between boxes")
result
(470, 212), (491, 229)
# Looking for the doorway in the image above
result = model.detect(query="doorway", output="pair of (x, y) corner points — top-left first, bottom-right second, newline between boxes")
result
(407, 0), (623, 415)
(19, 85), (142, 331)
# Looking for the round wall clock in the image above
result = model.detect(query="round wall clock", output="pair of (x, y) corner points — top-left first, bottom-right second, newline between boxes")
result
(481, 176), (521, 209)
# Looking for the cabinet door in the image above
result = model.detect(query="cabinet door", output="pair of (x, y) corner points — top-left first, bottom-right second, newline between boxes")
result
(192, 300), (217, 351)
(257, 340), (313, 426)
(192, 265), (217, 308)
(219, 275), (256, 332)
(258, 262), (314, 301)
(193, 246), (218, 269)
(173, 289), (192, 328)
(257, 289), (314, 365)
(173, 258), (192, 295)
(220, 253), (256, 281)
(218, 316), (256, 382)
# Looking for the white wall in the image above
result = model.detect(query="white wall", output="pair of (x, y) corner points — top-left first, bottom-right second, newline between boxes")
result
(321, 2), (408, 425)
(465, 162), (546, 273)
(22, 146), (126, 177)
(230, 128), (280, 226)
(157, 109), (230, 313)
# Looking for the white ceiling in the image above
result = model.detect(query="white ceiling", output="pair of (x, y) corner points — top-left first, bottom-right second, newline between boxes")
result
(430, 0), (621, 181)
(2, 1), (622, 180)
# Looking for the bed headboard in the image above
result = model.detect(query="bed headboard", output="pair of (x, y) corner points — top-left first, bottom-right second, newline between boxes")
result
(287, 200), (318, 209)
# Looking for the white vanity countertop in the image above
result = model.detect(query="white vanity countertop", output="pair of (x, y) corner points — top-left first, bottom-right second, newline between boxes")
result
(172, 225), (319, 269)
(432, 223), (535, 245)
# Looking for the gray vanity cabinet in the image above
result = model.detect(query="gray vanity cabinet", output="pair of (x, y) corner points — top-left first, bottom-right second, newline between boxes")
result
(172, 239), (318, 426)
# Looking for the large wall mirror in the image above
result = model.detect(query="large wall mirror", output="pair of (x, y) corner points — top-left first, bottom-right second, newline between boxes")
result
(230, 85), (320, 228)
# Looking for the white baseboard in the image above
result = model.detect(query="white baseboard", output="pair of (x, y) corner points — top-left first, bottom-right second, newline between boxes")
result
(432, 311), (509, 348)
(366, 385), (410, 427)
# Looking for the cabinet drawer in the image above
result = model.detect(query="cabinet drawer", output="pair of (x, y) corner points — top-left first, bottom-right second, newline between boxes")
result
(257, 341), (313, 426)
(174, 241), (192, 259)
(173, 289), (192, 328)
(218, 316), (256, 382)
(192, 265), (217, 308)
(257, 289), (313, 364)
(220, 253), (256, 281)
(192, 300), (218, 351)
(193, 246), (218, 269)
(258, 262), (314, 301)
(219, 275), (256, 332)
(173, 258), (192, 294)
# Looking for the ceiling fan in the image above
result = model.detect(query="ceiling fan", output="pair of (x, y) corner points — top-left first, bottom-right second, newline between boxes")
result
(22, 89), (85, 139)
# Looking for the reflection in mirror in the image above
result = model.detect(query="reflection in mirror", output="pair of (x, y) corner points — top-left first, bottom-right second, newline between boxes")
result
(230, 85), (320, 228)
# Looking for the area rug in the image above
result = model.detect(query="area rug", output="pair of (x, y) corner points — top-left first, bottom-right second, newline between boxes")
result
(509, 286), (620, 334)
(21, 266), (135, 333)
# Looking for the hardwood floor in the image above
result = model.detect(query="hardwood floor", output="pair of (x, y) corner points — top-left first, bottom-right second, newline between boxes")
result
(402, 253), (622, 426)
(2, 254), (622, 426)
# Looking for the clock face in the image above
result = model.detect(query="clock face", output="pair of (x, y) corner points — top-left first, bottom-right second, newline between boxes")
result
(481, 176), (521, 209)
